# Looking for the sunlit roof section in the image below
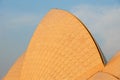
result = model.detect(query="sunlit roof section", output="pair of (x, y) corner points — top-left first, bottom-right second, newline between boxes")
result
(4, 9), (105, 80)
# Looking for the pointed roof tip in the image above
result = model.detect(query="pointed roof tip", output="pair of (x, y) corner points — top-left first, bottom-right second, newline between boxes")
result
(49, 8), (64, 12)
(48, 8), (84, 25)
(49, 8), (74, 17)
(49, 8), (73, 16)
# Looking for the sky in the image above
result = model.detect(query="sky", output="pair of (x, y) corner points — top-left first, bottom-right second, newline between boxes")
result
(0, 0), (120, 79)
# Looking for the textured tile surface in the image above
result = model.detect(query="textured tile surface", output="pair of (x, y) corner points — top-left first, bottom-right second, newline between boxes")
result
(3, 9), (104, 80)
(21, 9), (104, 80)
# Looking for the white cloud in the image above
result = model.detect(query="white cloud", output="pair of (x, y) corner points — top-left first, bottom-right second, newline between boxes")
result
(70, 5), (120, 60)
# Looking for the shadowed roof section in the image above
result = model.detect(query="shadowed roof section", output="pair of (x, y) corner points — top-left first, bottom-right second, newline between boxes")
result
(88, 72), (118, 80)
(3, 9), (105, 80)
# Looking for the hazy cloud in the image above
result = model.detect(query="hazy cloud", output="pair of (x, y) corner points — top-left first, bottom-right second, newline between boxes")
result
(71, 5), (120, 60)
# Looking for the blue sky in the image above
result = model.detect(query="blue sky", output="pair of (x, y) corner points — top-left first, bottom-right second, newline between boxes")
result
(0, 0), (120, 79)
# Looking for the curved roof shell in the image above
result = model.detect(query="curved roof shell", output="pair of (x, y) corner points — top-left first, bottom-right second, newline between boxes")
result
(3, 9), (104, 80)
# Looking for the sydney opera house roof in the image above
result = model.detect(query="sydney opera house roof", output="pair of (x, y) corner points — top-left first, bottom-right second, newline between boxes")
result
(3, 9), (120, 80)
